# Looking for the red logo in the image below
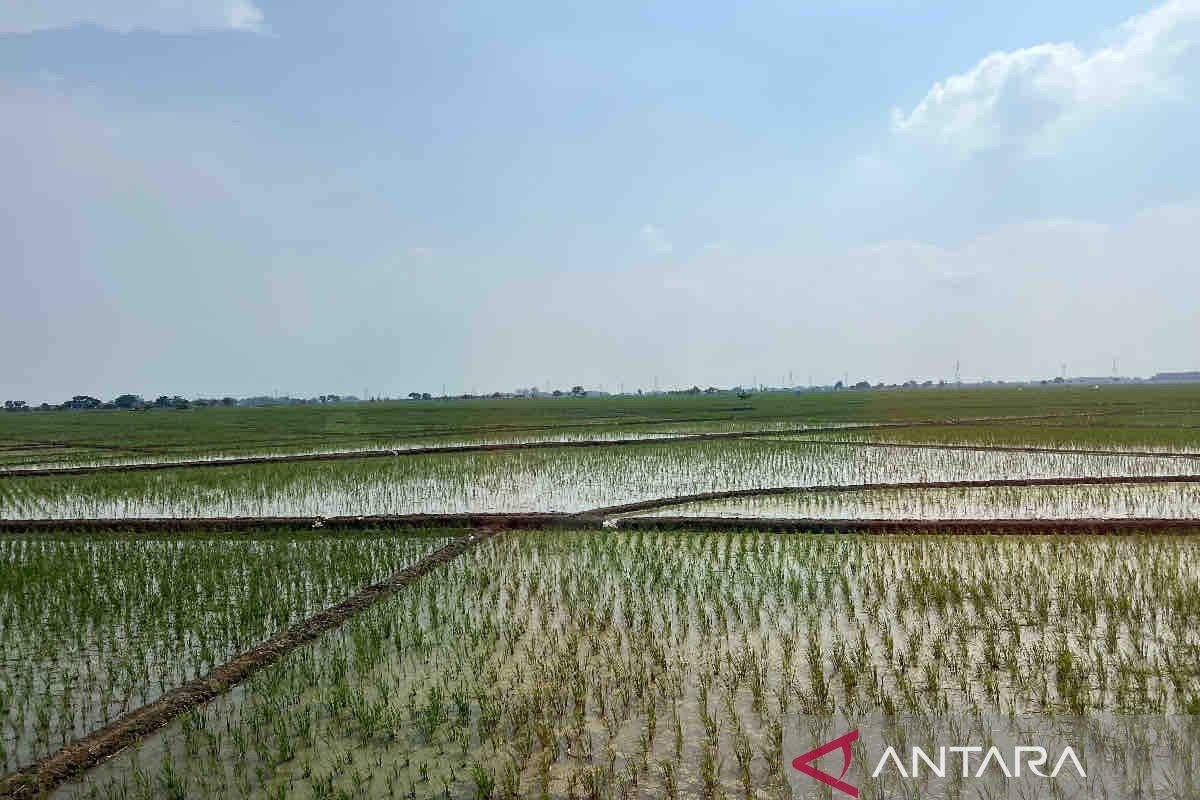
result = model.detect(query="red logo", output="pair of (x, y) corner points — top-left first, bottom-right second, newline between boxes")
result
(792, 729), (859, 798)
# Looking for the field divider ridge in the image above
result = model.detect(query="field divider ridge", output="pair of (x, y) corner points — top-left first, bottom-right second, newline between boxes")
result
(0, 512), (584, 535)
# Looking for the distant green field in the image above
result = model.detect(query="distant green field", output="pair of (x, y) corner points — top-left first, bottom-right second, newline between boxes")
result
(2, 385), (1198, 469)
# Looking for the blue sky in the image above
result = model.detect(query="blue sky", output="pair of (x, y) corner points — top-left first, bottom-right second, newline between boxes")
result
(4, 1), (1200, 400)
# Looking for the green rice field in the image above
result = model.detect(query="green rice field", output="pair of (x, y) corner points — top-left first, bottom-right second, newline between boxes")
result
(2, 385), (1199, 799)
(55, 530), (1200, 799)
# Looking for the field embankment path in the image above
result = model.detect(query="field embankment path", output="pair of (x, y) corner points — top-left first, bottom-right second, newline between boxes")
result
(0, 512), (578, 534)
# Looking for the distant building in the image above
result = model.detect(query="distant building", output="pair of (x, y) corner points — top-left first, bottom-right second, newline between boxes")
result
(1149, 371), (1200, 383)
(1062, 376), (1124, 384)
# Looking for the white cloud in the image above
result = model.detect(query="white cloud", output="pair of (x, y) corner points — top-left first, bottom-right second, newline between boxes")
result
(893, 0), (1200, 157)
(640, 224), (673, 255)
(0, 1), (264, 35)
(474, 204), (1200, 387)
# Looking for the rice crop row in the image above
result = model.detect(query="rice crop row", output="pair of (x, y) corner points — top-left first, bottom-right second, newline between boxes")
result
(4, 438), (1197, 520)
(0, 530), (454, 769)
(58, 529), (1200, 799)
(628, 480), (1200, 520)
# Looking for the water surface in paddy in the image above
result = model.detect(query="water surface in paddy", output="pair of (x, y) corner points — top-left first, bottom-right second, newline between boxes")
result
(4, 438), (1197, 519)
(0, 531), (454, 768)
(58, 531), (1200, 799)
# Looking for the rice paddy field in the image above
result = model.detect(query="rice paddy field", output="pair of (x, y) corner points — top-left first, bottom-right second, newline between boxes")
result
(3, 385), (1200, 799)
(0, 530), (455, 769)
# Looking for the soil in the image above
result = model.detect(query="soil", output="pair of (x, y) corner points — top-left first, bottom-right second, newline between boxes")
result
(0, 513), (579, 534)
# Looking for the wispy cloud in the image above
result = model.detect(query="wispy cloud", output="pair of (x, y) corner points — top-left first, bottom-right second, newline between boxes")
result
(0, 1), (265, 35)
(640, 224), (673, 255)
(892, 0), (1200, 157)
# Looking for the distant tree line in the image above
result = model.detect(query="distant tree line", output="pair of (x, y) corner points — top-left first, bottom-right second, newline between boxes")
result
(5, 375), (1106, 414)
(1, 394), (359, 412)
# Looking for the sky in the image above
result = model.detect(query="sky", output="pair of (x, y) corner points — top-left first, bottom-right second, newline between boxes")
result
(4, 1), (1200, 401)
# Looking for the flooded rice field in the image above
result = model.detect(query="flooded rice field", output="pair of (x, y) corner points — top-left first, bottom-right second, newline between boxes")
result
(0, 530), (454, 769)
(55, 529), (1200, 799)
(3, 438), (1197, 520)
(5, 392), (1200, 799)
